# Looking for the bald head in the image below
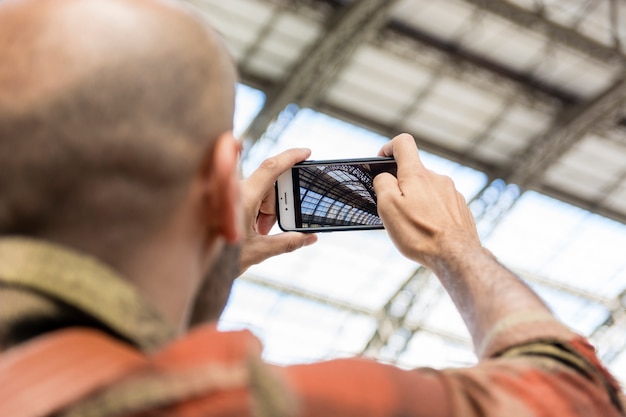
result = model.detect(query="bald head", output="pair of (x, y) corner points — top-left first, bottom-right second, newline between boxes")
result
(0, 0), (237, 253)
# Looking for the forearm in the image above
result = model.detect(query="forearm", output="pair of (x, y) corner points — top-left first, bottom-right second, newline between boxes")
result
(428, 235), (560, 358)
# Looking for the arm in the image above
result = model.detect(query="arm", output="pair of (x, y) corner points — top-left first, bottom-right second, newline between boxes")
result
(238, 148), (317, 275)
(190, 135), (621, 417)
(279, 134), (623, 417)
(373, 133), (554, 356)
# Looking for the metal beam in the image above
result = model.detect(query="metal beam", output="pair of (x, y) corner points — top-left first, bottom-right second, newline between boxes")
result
(504, 77), (626, 188)
(386, 20), (577, 106)
(242, 0), (398, 144)
(362, 267), (434, 358)
(460, 0), (626, 66)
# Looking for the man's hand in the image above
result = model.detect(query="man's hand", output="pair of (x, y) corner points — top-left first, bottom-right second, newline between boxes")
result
(373, 133), (480, 271)
(238, 148), (318, 274)
(374, 133), (553, 356)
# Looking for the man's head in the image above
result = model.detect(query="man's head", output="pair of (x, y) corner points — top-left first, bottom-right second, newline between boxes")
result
(0, 0), (242, 325)
(0, 0), (238, 251)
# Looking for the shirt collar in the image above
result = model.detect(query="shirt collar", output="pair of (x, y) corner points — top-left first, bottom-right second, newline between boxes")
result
(0, 237), (176, 351)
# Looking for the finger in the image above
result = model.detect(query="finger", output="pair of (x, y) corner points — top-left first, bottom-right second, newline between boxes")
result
(373, 172), (400, 198)
(373, 173), (403, 228)
(373, 172), (403, 221)
(378, 134), (426, 178)
(246, 148), (311, 195)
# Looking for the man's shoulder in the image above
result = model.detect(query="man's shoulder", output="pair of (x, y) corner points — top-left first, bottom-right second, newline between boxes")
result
(0, 325), (293, 417)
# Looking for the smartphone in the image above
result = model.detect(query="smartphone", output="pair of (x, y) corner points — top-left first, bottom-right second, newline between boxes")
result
(275, 157), (397, 232)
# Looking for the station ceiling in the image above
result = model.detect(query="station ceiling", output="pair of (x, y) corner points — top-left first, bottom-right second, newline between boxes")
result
(192, 0), (626, 226)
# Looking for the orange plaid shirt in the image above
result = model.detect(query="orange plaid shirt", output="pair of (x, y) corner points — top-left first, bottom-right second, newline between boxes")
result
(0, 237), (623, 417)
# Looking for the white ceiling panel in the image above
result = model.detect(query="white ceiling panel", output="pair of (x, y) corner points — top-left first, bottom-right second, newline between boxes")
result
(195, 11), (262, 46)
(415, 93), (496, 134)
(574, 135), (626, 169)
(471, 143), (514, 164)
(191, 0), (274, 36)
(244, 51), (291, 80)
(542, 0), (589, 26)
(351, 45), (438, 91)
(254, 34), (307, 62)
(331, 65), (424, 110)
(463, 12), (532, 58)
(545, 135), (626, 207)
(506, 0), (536, 9)
(405, 112), (476, 151)
(325, 81), (410, 125)
(485, 120), (540, 151)
(543, 162), (608, 201)
(464, 19), (548, 71)
(192, 0), (274, 21)
(606, 183), (626, 213)
(556, 154), (624, 186)
(534, 48), (619, 98)
(392, 0), (477, 40)
(272, 11), (322, 44)
(431, 77), (507, 116)
(472, 127), (534, 164)
(502, 103), (554, 134)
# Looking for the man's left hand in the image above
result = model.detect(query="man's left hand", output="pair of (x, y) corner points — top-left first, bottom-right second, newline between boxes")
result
(238, 148), (318, 274)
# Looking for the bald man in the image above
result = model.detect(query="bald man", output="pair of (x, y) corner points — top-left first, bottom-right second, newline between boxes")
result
(0, 0), (623, 416)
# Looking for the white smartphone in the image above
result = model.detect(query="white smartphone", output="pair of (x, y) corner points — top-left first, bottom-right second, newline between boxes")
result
(275, 157), (397, 232)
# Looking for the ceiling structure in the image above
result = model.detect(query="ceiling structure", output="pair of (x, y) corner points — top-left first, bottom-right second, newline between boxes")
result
(192, 0), (626, 225)
(188, 0), (626, 380)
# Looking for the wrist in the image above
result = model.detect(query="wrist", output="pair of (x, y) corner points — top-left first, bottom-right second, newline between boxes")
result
(424, 232), (492, 276)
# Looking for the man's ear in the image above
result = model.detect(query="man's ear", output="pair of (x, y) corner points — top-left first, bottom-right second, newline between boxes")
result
(200, 131), (241, 244)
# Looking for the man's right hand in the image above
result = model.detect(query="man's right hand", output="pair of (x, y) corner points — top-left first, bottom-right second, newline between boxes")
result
(375, 134), (558, 357)
(373, 133), (481, 272)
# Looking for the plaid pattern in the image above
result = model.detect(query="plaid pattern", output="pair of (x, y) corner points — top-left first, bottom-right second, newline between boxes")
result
(0, 237), (623, 417)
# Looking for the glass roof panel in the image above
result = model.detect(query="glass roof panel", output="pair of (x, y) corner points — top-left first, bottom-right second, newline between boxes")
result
(528, 282), (611, 336)
(397, 331), (476, 369)
(485, 191), (626, 298)
(234, 84), (266, 137)
(248, 230), (415, 311)
(220, 280), (378, 364)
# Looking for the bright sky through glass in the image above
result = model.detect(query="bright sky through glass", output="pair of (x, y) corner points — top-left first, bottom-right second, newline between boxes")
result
(224, 84), (626, 381)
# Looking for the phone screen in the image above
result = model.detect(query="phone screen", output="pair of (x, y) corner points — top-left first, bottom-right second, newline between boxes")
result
(290, 158), (397, 230)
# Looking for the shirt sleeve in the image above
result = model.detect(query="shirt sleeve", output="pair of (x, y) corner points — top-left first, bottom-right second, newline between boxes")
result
(279, 314), (624, 417)
(52, 323), (624, 417)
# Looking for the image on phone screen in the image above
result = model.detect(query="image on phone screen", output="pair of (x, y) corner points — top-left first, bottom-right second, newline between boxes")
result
(277, 158), (397, 231)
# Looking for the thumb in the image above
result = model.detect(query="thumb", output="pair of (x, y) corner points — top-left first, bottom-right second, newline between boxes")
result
(266, 232), (318, 257)
(373, 172), (402, 223)
(244, 232), (318, 269)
